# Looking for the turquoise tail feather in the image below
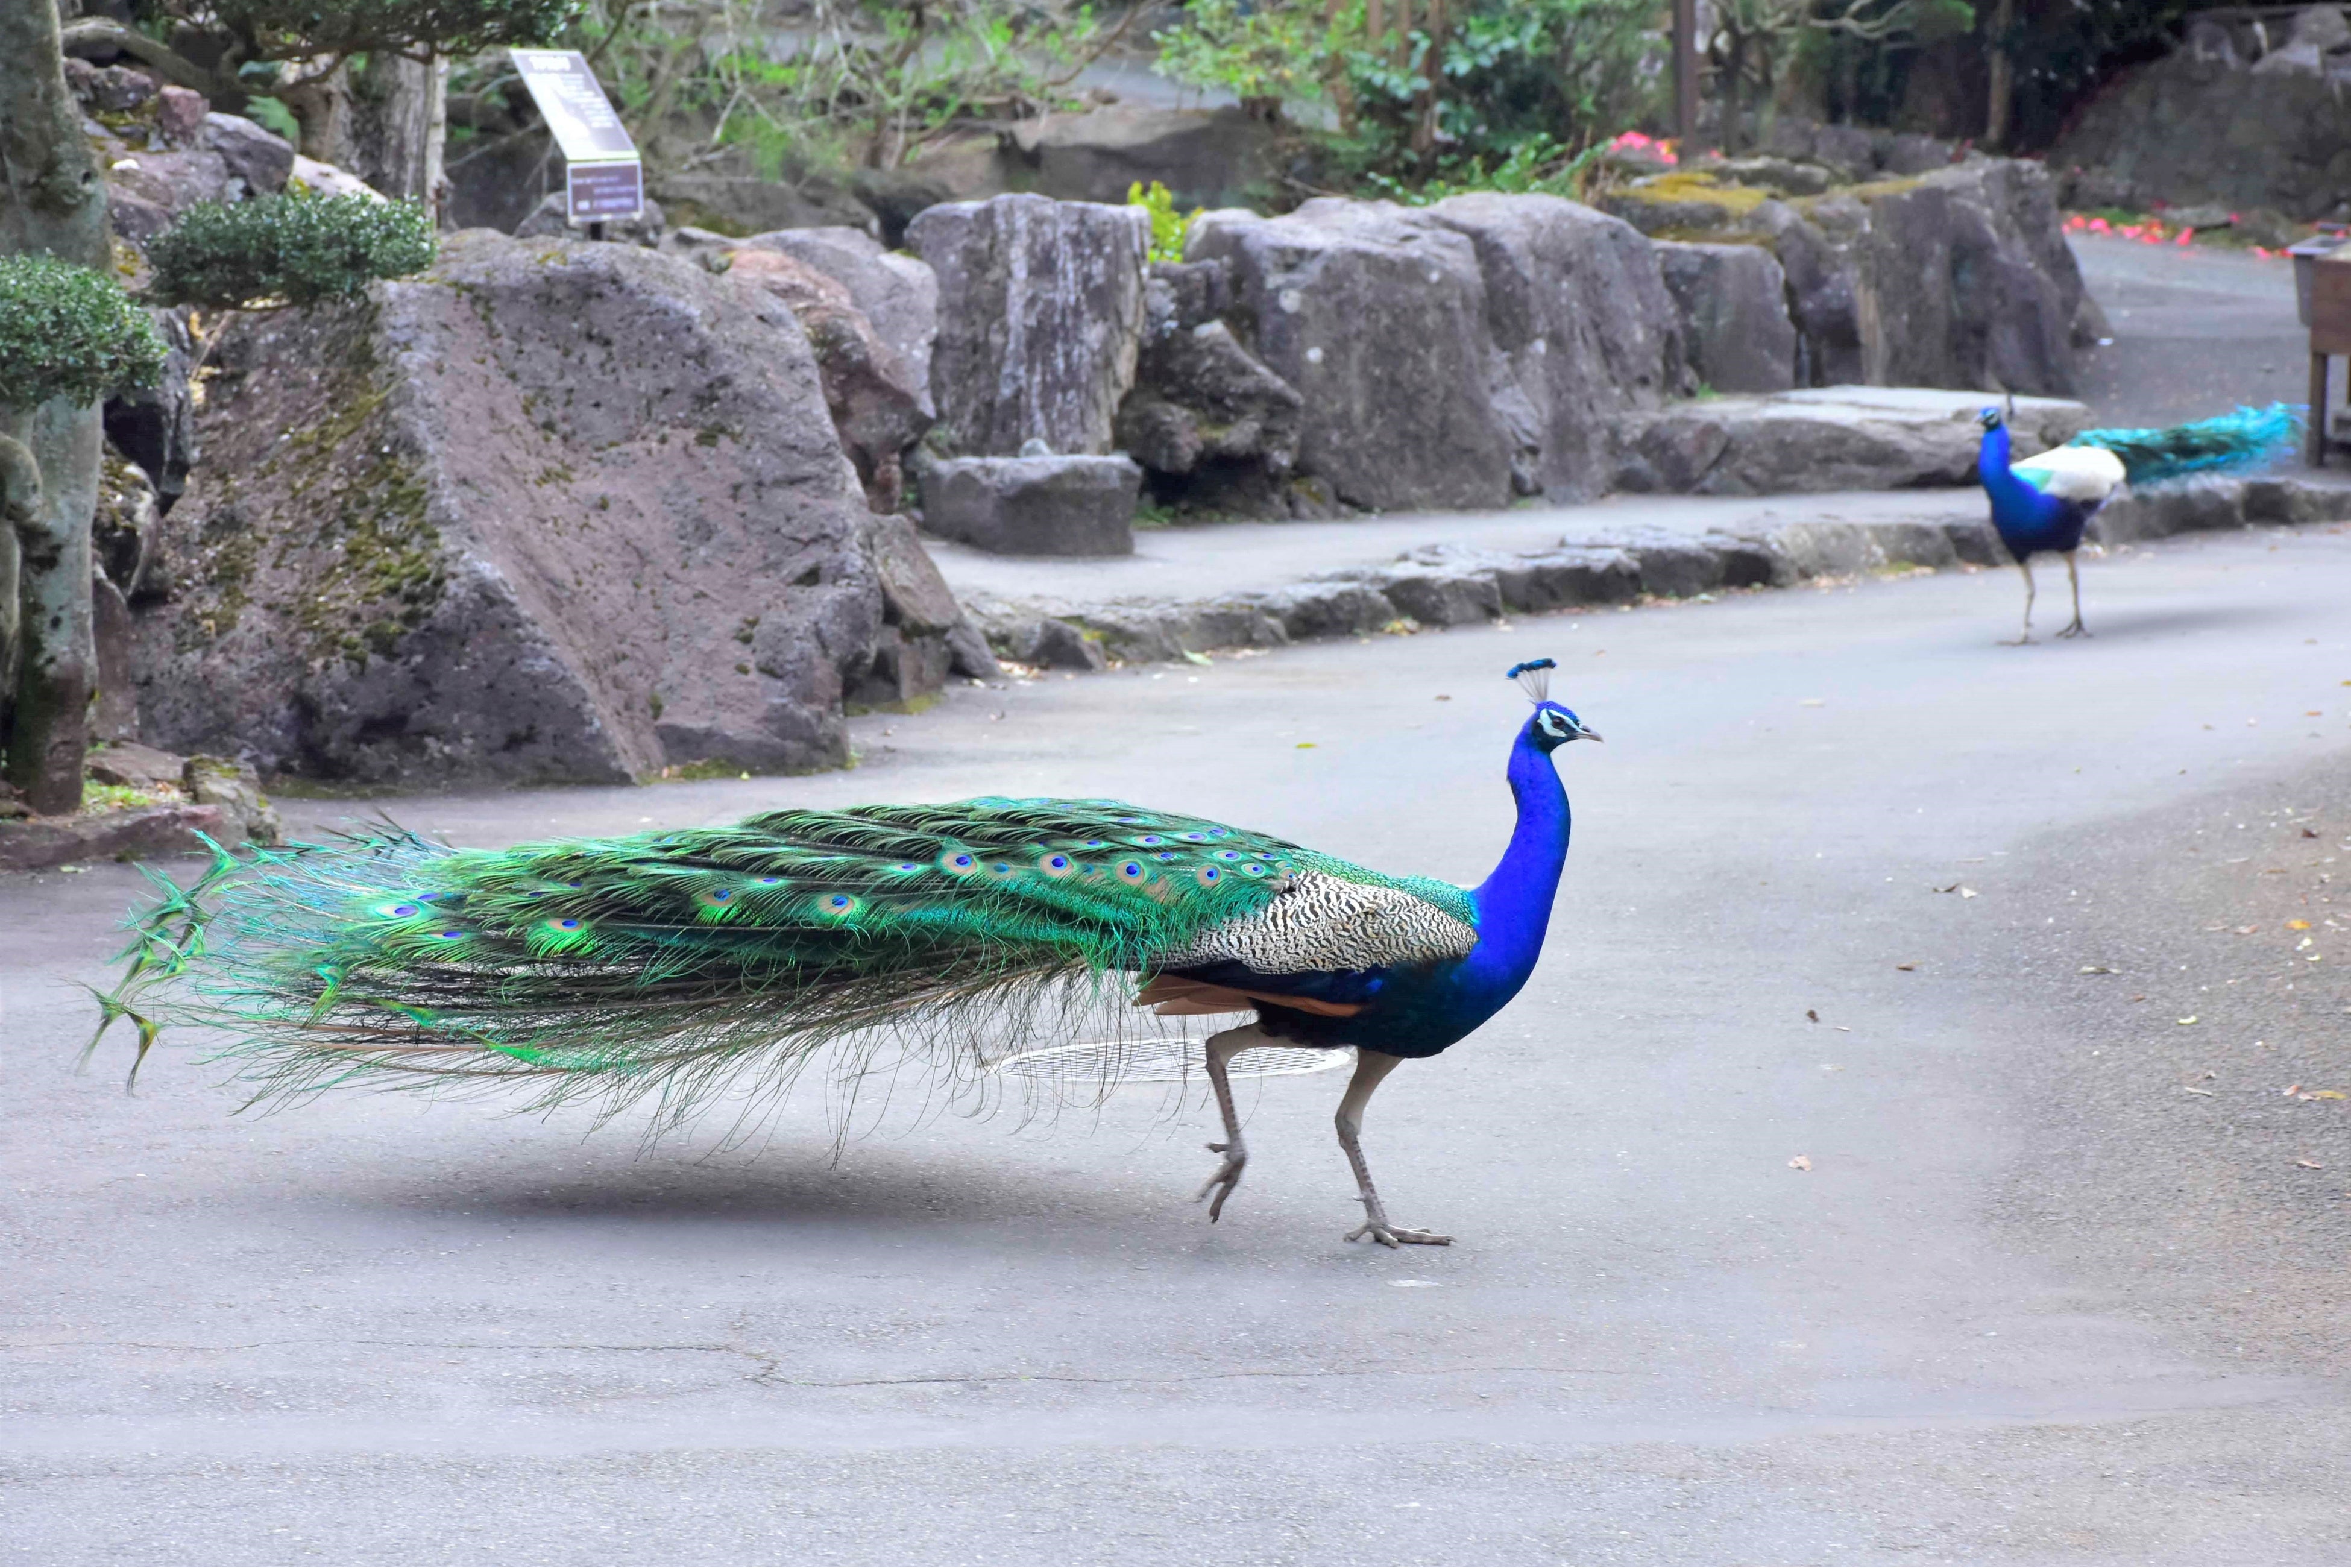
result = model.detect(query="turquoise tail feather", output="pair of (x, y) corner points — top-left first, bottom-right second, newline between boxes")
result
(2068, 403), (2301, 486)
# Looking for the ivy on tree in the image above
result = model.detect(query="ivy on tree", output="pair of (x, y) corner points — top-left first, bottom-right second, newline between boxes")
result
(146, 195), (439, 310)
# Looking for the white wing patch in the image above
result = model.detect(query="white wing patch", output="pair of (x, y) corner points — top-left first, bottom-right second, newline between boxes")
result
(2012, 442), (2125, 505)
(1154, 869), (1478, 975)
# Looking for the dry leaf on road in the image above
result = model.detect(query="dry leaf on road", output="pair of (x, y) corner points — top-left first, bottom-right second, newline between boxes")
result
(1788, 1155), (1813, 1171)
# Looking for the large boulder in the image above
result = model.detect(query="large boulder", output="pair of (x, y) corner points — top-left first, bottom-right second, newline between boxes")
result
(1421, 194), (1689, 501)
(1186, 200), (1514, 512)
(1655, 241), (1797, 394)
(722, 250), (931, 512)
(128, 231), (953, 786)
(2051, 19), (2351, 221)
(907, 194), (1148, 457)
(1114, 259), (1305, 514)
(737, 227), (940, 417)
(650, 171), (878, 238)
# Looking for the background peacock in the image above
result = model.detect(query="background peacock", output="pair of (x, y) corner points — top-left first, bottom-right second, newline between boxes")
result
(93, 661), (1599, 1248)
(1975, 401), (2297, 641)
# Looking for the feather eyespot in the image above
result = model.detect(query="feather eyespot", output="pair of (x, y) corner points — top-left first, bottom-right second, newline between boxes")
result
(1195, 865), (1224, 887)
(382, 902), (421, 919)
(1037, 852), (1075, 878)
(1212, 849), (1242, 861)
(1132, 834), (1167, 846)
(1179, 831), (1209, 842)
(893, 862), (924, 874)
(939, 851), (978, 877)
(1154, 850), (1180, 863)
(756, 877), (784, 886)
(434, 929), (465, 940)
(1240, 863), (1268, 877)
(986, 860), (1020, 881)
(817, 893), (859, 918)
(415, 892), (442, 902)
(1116, 860), (1150, 885)
(1078, 839), (1107, 849)
(554, 918), (582, 930)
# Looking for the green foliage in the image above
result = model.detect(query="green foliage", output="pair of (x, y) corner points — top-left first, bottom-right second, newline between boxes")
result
(1156, 0), (1659, 194)
(241, 94), (302, 142)
(1127, 181), (1194, 262)
(146, 195), (438, 310)
(159, 0), (582, 60)
(1362, 134), (1604, 206)
(500, 0), (1099, 178)
(0, 257), (168, 412)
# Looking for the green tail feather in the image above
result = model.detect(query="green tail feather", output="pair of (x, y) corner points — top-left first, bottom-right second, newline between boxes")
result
(95, 799), (1316, 1127)
(2069, 403), (2299, 486)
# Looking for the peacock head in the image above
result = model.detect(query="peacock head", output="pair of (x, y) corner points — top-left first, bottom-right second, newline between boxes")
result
(1976, 406), (2004, 431)
(1505, 659), (1602, 754)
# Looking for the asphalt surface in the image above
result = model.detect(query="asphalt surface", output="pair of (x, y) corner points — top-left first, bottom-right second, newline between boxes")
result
(2071, 235), (2312, 431)
(8, 521), (2351, 1564)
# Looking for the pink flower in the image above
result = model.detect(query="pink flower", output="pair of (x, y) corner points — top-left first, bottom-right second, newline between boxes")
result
(2175, 229), (2193, 247)
(2253, 245), (2273, 259)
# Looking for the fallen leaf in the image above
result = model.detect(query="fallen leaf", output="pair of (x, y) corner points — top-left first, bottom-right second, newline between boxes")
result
(2289, 919), (2312, 930)
(1896, 962), (1917, 971)
(2177, 1016), (2200, 1025)
(1806, 1009), (1819, 1022)
(1834, 1025), (1852, 1033)
(1800, 698), (1826, 707)
(2296, 1159), (2326, 1170)
(1295, 742), (1317, 749)
(2315, 1090), (2349, 1100)
(2182, 1086), (2214, 1096)
(2305, 826), (2322, 836)
(1934, 882), (1960, 893)
(1433, 694), (1451, 701)
(2284, 1084), (2303, 1097)
(1959, 886), (1978, 899)
(1182, 650), (1213, 667)
(2235, 926), (2259, 935)
(2080, 964), (2113, 974)
(1788, 1155), (1812, 1171)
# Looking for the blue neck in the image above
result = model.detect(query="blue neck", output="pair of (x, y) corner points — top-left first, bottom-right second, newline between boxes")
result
(1467, 724), (1571, 986)
(1978, 423), (2053, 540)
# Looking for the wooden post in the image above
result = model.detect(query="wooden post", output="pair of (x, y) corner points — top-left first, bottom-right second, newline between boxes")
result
(2311, 352), (2329, 468)
(1674, 0), (1701, 153)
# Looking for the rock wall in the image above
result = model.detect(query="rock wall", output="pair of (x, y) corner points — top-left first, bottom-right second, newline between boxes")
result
(2050, 13), (2351, 222)
(1607, 159), (2090, 397)
(130, 232), (968, 786)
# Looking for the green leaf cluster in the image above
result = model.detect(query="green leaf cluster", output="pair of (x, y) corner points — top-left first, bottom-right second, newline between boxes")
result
(146, 195), (439, 310)
(0, 256), (168, 412)
(1127, 181), (1195, 263)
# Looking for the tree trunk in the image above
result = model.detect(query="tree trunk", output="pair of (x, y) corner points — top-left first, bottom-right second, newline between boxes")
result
(2, 406), (101, 814)
(1983, 0), (2016, 149)
(1, 0), (112, 814)
(348, 52), (450, 216)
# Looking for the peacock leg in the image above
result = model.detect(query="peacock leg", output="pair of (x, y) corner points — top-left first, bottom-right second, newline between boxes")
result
(2002, 557), (2038, 644)
(2056, 551), (2089, 637)
(1195, 1024), (1262, 1221)
(1336, 1048), (1451, 1247)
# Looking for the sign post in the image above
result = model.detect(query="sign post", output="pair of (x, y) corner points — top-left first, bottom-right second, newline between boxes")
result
(509, 48), (643, 231)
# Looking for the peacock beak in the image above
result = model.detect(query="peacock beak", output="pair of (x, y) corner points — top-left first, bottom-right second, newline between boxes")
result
(1575, 726), (1603, 743)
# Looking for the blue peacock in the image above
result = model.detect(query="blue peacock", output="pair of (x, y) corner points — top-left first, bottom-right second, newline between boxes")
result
(92, 661), (1598, 1247)
(1975, 401), (2297, 641)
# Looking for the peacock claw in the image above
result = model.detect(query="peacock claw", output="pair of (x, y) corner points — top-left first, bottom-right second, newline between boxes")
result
(1345, 1220), (1453, 1248)
(2056, 622), (2089, 638)
(1197, 1141), (1247, 1221)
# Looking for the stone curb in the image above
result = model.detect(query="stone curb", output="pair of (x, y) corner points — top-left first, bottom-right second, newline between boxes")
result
(964, 475), (2351, 669)
(0, 803), (228, 874)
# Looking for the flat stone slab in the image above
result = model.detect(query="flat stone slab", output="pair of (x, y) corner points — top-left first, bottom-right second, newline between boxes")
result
(919, 454), (1141, 556)
(0, 804), (227, 874)
(1614, 385), (2091, 496)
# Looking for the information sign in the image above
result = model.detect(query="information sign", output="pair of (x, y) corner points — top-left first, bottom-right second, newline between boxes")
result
(509, 48), (642, 225)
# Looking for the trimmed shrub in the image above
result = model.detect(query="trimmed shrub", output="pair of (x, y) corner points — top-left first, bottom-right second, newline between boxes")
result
(146, 194), (438, 310)
(0, 256), (168, 412)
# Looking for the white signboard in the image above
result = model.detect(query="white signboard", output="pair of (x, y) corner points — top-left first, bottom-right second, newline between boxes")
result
(510, 48), (642, 224)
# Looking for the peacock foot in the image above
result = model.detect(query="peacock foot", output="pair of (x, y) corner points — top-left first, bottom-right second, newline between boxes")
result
(1345, 1219), (1453, 1248)
(2056, 621), (2089, 639)
(1197, 1141), (1247, 1221)
(2000, 634), (2037, 647)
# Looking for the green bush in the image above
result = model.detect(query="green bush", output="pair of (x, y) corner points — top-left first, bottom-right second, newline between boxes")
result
(146, 195), (438, 310)
(0, 256), (168, 412)
(1128, 181), (1195, 263)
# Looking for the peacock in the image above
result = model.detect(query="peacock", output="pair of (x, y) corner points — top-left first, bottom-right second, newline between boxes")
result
(1975, 401), (2297, 642)
(90, 661), (1599, 1248)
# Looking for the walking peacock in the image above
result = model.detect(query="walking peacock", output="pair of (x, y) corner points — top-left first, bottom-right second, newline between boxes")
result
(1975, 401), (2297, 641)
(91, 661), (1598, 1247)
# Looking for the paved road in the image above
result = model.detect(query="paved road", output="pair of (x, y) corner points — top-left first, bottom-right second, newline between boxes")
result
(2071, 235), (2312, 431)
(9, 523), (2351, 1564)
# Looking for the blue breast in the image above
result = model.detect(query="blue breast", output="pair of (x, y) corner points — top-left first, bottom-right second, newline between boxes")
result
(1980, 424), (2094, 559)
